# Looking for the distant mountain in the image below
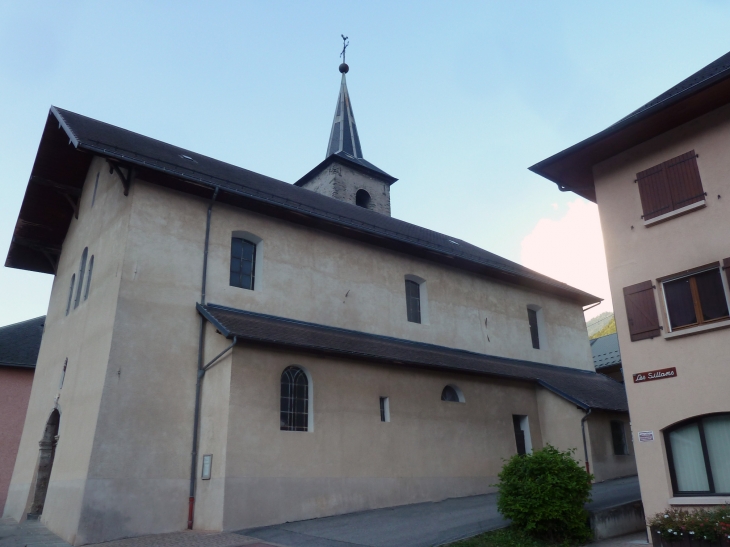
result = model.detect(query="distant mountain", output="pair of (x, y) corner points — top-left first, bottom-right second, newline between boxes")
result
(586, 312), (615, 338)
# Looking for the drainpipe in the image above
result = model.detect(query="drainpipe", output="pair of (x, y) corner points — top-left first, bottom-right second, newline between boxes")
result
(188, 187), (219, 530)
(581, 408), (592, 475)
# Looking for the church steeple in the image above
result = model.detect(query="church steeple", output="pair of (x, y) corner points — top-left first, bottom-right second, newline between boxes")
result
(294, 38), (397, 216)
(326, 68), (363, 159)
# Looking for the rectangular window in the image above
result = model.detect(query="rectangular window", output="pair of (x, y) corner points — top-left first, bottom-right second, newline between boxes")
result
(405, 280), (421, 323)
(611, 421), (629, 455)
(230, 237), (256, 290)
(512, 415), (532, 455)
(663, 268), (729, 331)
(380, 396), (390, 422)
(636, 150), (704, 221)
(527, 308), (540, 349)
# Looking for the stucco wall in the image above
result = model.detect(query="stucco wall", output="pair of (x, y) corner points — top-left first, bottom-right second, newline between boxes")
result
(0, 367), (34, 512)
(588, 411), (638, 483)
(536, 387), (588, 468)
(593, 102), (730, 517)
(207, 344), (543, 530)
(3, 157), (133, 545)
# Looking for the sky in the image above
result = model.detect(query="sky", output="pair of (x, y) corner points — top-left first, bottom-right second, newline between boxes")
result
(1, 1), (729, 327)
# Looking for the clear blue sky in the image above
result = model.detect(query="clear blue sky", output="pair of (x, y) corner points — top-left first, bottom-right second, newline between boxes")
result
(1, 1), (729, 327)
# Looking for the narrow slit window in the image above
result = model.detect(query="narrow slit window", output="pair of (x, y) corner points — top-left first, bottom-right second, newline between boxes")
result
(84, 256), (94, 301)
(74, 248), (88, 309)
(379, 397), (390, 422)
(66, 274), (75, 316)
(230, 237), (257, 290)
(611, 421), (629, 455)
(527, 308), (540, 349)
(405, 280), (421, 323)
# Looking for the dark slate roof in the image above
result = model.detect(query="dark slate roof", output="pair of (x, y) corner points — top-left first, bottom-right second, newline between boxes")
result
(198, 303), (628, 412)
(327, 74), (364, 159)
(0, 316), (45, 369)
(530, 49), (730, 202)
(295, 151), (398, 187)
(590, 333), (621, 370)
(7, 107), (600, 306)
(615, 51), (730, 126)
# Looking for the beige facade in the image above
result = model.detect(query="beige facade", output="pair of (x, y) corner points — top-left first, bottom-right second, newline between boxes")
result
(4, 103), (632, 545)
(593, 104), (730, 517)
(531, 51), (730, 536)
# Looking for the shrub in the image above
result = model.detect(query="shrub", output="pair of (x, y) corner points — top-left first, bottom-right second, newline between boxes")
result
(648, 507), (730, 542)
(494, 444), (593, 544)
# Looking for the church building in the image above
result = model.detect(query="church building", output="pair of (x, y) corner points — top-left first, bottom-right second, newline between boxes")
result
(3, 60), (633, 545)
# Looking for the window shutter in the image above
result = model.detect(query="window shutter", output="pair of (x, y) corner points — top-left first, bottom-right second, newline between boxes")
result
(723, 258), (730, 287)
(637, 164), (673, 221)
(665, 151), (704, 210)
(623, 280), (661, 341)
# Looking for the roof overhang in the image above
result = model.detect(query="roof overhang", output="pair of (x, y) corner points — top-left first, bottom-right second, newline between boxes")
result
(198, 302), (629, 413)
(6, 107), (599, 306)
(530, 59), (730, 202)
(295, 152), (398, 187)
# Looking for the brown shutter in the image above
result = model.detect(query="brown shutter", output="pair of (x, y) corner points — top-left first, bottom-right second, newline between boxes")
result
(665, 150), (705, 210)
(637, 164), (673, 221)
(623, 280), (661, 341)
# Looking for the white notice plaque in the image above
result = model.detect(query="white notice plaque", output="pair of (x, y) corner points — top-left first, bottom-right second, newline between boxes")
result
(638, 431), (654, 442)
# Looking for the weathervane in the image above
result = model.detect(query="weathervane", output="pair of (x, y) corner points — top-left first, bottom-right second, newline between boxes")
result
(339, 35), (350, 74)
(340, 35), (349, 63)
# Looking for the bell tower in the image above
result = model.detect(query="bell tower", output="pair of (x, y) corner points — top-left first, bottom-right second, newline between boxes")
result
(295, 39), (397, 216)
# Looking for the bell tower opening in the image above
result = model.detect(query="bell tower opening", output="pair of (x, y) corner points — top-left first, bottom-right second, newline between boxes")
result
(356, 189), (371, 208)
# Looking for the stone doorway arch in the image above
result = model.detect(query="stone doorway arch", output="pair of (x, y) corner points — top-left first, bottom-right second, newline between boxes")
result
(28, 409), (60, 518)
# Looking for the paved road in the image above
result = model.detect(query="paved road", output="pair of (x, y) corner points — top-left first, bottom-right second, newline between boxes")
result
(239, 475), (641, 547)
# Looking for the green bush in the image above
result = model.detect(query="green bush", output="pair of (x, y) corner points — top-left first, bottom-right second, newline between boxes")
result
(494, 444), (593, 544)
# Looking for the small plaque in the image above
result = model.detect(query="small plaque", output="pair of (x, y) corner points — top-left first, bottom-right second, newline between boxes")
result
(633, 367), (677, 384)
(638, 431), (654, 442)
(201, 454), (213, 480)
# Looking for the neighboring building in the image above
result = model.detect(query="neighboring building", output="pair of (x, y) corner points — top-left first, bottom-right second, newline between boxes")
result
(0, 316), (44, 509)
(3, 63), (633, 545)
(590, 333), (623, 382)
(532, 51), (730, 527)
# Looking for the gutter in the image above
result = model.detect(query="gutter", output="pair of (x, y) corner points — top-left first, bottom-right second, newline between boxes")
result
(188, 187), (219, 530)
(581, 408), (593, 475)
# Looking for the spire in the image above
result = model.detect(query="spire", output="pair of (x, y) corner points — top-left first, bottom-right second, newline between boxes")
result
(326, 36), (363, 159)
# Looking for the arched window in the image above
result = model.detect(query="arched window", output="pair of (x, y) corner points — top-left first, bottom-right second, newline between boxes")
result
(280, 366), (311, 431)
(83, 256), (94, 301)
(66, 274), (75, 316)
(441, 385), (465, 403)
(665, 413), (730, 495)
(356, 189), (371, 208)
(74, 248), (88, 309)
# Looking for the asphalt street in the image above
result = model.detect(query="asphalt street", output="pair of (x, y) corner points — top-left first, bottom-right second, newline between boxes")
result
(239, 475), (641, 547)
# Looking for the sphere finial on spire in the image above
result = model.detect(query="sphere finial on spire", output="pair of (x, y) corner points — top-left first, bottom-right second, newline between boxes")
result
(339, 34), (349, 73)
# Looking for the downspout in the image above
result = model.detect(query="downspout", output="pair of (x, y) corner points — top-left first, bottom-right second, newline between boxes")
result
(188, 187), (219, 530)
(581, 408), (592, 475)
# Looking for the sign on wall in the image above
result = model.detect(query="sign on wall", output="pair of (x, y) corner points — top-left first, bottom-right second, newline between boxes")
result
(638, 431), (654, 442)
(633, 367), (677, 384)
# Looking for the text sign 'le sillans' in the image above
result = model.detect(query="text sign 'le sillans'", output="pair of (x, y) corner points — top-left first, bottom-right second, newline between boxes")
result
(633, 367), (677, 384)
